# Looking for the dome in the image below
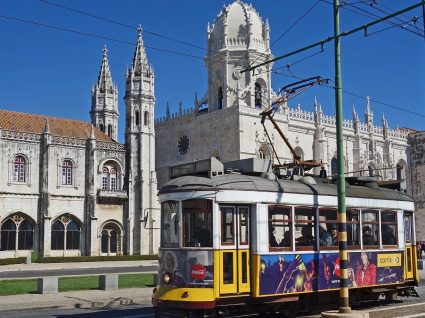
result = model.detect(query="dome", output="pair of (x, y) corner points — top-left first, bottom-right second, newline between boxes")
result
(209, 1), (267, 50)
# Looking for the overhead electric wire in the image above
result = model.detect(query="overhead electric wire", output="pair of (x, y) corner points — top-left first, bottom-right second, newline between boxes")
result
(248, 0), (321, 68)
(359, 0), (424, 32)
(353, 1), (424, 34)
(320, 0), (424, 37)
(273, 70), (425, 119)
(360, 0), (424, 32)
(38, 0), (206, 51)
(0, 14), (203, 60)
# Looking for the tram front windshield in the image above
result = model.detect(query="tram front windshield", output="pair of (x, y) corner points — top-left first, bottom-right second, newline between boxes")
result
(161, 199), (213, 248)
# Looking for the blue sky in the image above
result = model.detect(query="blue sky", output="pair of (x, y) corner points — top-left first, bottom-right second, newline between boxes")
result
(1, 0), (424, 143)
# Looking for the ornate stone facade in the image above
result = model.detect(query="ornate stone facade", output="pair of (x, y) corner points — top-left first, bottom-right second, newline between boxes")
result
(409, 132), (425, 240)
(155, 1), (410, 192)
(0, 28), (159, 258)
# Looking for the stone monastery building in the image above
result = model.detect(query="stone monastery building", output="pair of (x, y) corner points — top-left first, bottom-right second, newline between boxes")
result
(155, 0), (410, 189)
(0, 28), (159, 258)
(0, 1), (410, 259)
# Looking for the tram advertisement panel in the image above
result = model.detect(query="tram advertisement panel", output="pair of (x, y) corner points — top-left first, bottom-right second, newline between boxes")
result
(348, 251), (404, 287)
(259, 251), (404, 295)
(159, 250), (214, 288)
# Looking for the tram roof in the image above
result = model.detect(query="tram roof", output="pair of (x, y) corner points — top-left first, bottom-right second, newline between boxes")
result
(159, 173), (413, 202)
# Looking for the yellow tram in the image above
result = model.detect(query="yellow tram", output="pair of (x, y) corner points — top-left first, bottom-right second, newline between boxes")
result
(152, 157), (418, 317)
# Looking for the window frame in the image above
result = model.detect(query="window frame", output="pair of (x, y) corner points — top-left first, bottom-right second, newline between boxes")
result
(221, 206), (235, 246)
(61, 160), (73, 186)
(294, 206), (316, 251)
(361, 209), (380, 249)
(318, 207), (338, 250)
(380, 210), (398, 247)
(268, 205), (292, 251)
(346, 209), (360, 249)
(13, 155), (26, 183)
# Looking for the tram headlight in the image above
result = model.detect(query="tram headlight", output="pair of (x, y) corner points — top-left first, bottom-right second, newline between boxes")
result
(163, 272), (172, 285)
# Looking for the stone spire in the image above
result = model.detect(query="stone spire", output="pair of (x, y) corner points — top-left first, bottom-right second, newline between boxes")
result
(131, 25), (148, 75)
(96, 46), (115, 93)
(365, 96), (373, 126)
(382, 113), (388, 139)
(90, 45), (119, 141)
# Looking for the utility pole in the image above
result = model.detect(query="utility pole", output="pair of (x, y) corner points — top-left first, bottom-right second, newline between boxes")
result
(333, 0), (349, 313)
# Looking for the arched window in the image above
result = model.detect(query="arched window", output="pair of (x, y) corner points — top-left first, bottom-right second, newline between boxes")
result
(0, 215), (34, 251)
(99, 123), (104, 132)
(144, 111), (149, 126)
(66, 221), (80, 250)
(101, 223), (121, 255)
(218, 87), (223, 110)
(135, 110), (140, 126)
(110, 168), (117, 190)
(331, 157), (338, 176)
(100, 162), (120, 191)
(18, 220), (33, 250)
(258, 145), (271, 160)
(51, 217), (80, 250)
(102, 167), (109, 190)
(0, 219), (16, 250)
(396, 162), (405, 180)
(61, 160), (73, 185)
(51, 220), (64, 250)
(107, 124), (112, 138)
(294, 147), (304, 161)
(255, 83), (262, 108)
(14, 155), (26, 182)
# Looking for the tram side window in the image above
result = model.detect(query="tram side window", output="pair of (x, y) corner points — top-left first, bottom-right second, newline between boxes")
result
(381, 211), (397, 246)
(347, 209), (360, 248)
(221, 207), (235, 245)
(161, 201), (179, 248)
(318, 208), (338, 248)
(268, 206), (292, 250)
(182, 199), (213, 248)
(295, 207), (315, 250)
(362, 210), (379, 248)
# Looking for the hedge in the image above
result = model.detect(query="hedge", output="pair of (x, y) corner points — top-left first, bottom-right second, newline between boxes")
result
(35, 254), (158, 263)
(0, 254), (158, 265)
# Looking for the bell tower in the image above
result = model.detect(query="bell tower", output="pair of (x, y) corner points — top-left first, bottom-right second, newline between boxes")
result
(90, 46), (119, 141)
(124, 25), (159, 255)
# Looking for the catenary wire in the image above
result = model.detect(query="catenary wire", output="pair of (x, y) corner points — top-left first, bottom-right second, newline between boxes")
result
(353, 1), (425, 34)
(319, 0), (424, 37)
(38, 0), (206, 51)
(358, 0), (424, 33)
(0, 14), (204, 60)
(273, 70), (425, 119)
(248, 1), (321, 68)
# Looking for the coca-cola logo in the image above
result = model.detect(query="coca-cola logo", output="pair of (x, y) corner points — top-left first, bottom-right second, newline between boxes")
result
(191, 264), (206, 280)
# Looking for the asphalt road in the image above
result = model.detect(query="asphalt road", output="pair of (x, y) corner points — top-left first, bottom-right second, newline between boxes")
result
(0, 266), (158, 279)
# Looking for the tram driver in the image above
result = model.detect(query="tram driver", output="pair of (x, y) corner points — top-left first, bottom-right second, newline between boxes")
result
(193, 218), (212, 247)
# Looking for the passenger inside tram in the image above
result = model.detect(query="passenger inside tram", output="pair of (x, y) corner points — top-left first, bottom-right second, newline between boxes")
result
(192, 218), (212, 247)
(297, 225), (314, 246)
(362, 226), (376, 246)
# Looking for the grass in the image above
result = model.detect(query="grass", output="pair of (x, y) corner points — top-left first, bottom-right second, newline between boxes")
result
(0, 274), (153, 296)
(0, 279), (37, 296)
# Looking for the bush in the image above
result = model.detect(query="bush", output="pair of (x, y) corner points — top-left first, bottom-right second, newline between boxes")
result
(0, 257), (26, 266)
(35, 254), (158, 263)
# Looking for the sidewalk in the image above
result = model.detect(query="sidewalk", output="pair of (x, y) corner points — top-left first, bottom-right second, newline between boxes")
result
(0, 287), (154, 312)
(0, 260), (158, 312)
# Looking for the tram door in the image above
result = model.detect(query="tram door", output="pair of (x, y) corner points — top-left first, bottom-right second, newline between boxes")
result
(219, 206), (250, 295)
(404, 213), (414, 280)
